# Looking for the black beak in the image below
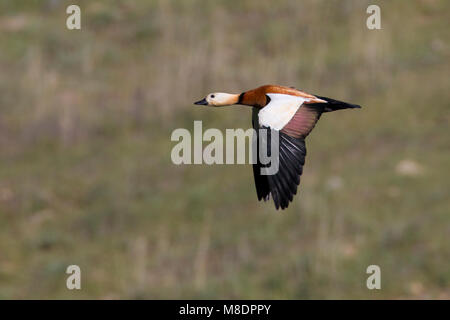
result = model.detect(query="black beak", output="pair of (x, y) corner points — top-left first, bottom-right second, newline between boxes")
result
(194, 98), (208, 105)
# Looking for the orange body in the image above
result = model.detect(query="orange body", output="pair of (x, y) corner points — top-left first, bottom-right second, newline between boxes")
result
(239, 85), (326, 107)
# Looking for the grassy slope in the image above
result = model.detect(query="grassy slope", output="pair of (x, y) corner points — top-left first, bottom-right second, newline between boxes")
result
(0, 0), (449, 298)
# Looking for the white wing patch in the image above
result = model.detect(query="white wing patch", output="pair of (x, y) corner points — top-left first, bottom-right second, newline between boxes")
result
(258, 93), (308, 130)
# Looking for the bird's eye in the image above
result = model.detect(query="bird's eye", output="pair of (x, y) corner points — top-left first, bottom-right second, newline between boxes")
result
(210, 94), (215, 98)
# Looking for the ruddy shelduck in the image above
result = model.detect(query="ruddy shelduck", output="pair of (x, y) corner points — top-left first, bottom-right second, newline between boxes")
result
(194, 85), (361, 210)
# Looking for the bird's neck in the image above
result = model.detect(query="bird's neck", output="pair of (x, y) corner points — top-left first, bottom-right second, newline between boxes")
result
(238, 89), (268, 108)
(217, 93), (240, 106)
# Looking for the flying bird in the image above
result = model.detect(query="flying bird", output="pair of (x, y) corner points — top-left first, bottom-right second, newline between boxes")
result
(194, 85), (361, 210)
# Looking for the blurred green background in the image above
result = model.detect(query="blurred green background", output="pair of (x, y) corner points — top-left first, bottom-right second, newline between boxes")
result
(0, 0), (449, 299)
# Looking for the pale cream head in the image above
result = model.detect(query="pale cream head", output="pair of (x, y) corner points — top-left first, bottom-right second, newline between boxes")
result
(195, 92), (239, 107)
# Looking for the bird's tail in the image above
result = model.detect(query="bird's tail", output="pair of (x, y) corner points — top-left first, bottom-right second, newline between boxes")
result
(314, 95), (362, 112)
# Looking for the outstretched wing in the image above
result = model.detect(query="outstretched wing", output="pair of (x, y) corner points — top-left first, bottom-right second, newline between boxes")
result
(251, 89), (360, 209)
(281, 105), (323, 138)
(252, 107), (307, 210)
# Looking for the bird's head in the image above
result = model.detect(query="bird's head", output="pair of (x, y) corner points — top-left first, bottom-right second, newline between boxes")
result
(194, 92), (239, 107)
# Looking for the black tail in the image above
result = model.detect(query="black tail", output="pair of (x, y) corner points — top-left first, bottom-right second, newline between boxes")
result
(314, 95), (362, 112)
